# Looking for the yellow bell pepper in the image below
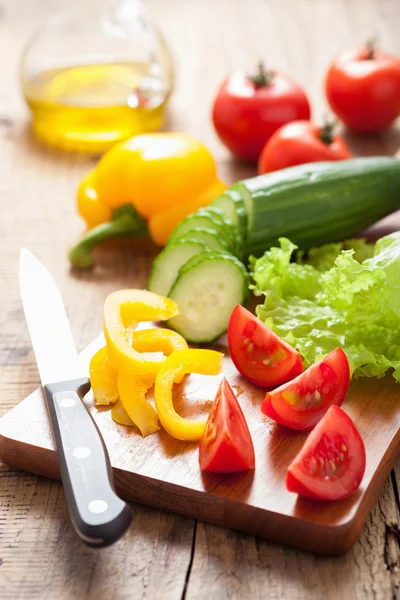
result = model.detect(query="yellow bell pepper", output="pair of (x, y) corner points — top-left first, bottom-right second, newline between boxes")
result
(91, 288), (189, 438)
(68, 132), (225, 269)
(113, 325), (190, 436)
(154, 349), (223, 441)
(131, 328), (188, 355)
(90, 343), (159, 436)
(117, 373), (159, 438)
(148, 179), (227, 246)
(96, 133), (218, 218)
(77, 169), (112, 229)
(91, 329), (187, 406)
(104, 289), (180, 379)
(90, 346), (119, 405)
(111, 400), (134, 427)
(90, 345), (158, 436)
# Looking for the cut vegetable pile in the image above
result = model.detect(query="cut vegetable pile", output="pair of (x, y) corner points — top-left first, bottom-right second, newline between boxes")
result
(89, 288), (370, 503)
(148, 156), (400, 343)
(90, 289), (223, 438)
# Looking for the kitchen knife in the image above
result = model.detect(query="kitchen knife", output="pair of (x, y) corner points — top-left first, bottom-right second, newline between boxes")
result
(19, 249), (132, 547)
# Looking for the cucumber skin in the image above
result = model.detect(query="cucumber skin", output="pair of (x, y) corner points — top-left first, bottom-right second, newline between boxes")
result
(212, 190), (248, 241)
(168, 212), (235, 252)
(238, 157), (400, 257)
(170, 229), (230, 252)
(230, 182), (253, 239)
(167, 250), (249, 344)
(196, 206), (242, 256)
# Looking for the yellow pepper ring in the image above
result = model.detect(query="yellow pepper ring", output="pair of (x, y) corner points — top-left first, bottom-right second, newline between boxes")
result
(154, 349), (223, 442)
(104, 289), (179, 378)
(132, 328), (188, 354)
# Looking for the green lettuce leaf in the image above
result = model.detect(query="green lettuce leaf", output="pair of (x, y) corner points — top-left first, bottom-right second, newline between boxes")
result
(250, 234), (400, 382)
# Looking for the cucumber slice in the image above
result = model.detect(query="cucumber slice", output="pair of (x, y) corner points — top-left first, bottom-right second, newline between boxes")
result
(230, 182), (253, 238)
(172, 229), (230, 252)
(147, 240), (207, 296)
(197, 207), (242, 258)
(168, 250), (249, 343)
(197, 206), (237, 238)
(168, 213), (235, 251)
(212, 190), (248, 241)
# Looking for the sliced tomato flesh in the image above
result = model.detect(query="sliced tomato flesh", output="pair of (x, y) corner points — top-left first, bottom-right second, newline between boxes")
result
(262, 348), (350, 430)
(228, 305), (303, 388)
(199, 377), (255, 473)
(286, 405), (366, 501)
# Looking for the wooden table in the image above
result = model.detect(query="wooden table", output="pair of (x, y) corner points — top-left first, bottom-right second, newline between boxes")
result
(1, 0), (399, 598)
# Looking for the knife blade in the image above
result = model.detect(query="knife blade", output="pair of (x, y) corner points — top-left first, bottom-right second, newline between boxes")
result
(19, 249), (132, 547)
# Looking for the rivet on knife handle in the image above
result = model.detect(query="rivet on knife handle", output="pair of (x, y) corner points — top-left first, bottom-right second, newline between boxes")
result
(43, 377), (132, 547)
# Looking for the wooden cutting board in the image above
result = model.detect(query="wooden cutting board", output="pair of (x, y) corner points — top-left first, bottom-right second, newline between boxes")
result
(0, 333), (399, 555)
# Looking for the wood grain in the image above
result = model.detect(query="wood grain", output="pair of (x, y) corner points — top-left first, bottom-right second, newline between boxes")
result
(0, 0), (399, 597)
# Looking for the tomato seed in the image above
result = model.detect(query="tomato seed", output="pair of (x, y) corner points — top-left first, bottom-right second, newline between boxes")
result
(328, 460), (337, 476)
(309, 456), (318, 474)
(341, 443), (348, 453)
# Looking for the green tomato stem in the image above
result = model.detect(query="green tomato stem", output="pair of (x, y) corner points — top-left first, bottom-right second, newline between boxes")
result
(250, 62), (274, 87)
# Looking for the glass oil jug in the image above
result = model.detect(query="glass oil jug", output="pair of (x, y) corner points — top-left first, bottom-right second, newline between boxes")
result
(20, 0), (173, 153)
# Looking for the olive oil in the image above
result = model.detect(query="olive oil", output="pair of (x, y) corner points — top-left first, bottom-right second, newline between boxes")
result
(23, 62), (168, 153)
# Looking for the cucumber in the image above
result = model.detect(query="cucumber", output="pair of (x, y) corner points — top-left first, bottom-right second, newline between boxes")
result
(147, 240), (207, 296)
(168, 251), (249, 343)
(239, 157), (400, 257)
(171, 229), (230, 252)
(168, 213), (236, 253)
(196, 207), (240, 250)
(211, 188), (248, 240)
(230, 182), (253, 238)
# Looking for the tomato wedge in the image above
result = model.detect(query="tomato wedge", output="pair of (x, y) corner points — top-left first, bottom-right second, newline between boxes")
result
(286, 406), (366, 500)
(228, 305), (303, 387)
(199, 378), (255, 473)
(262, 348), (350, 430)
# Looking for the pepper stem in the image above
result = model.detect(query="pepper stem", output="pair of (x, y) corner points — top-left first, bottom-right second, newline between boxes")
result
(365, 36), (377, 60)
(319, 119), (337, 145)
(250, 62), (274, 87)
(69, 204), (148, 269)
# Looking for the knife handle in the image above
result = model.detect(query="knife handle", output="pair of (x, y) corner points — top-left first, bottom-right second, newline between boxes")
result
(43, 377), (132, 547)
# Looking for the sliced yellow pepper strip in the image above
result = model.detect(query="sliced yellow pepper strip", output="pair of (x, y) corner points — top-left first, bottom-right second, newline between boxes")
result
(154, 349), (223, 441)
(132, 328), (188, 385)
(104, 289), (179, 378)
(132, 328), (188, 354)
(91, 327), (189, 434)
(90, 346), (119, 405)
(111, 399), (134, 427)
(117, 372), (159, 438)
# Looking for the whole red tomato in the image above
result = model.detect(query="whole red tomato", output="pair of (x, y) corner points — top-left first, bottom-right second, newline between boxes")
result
(325, 42), (400, 133)
(258, 120), (351, 174)
(212, 63), (311, 163)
